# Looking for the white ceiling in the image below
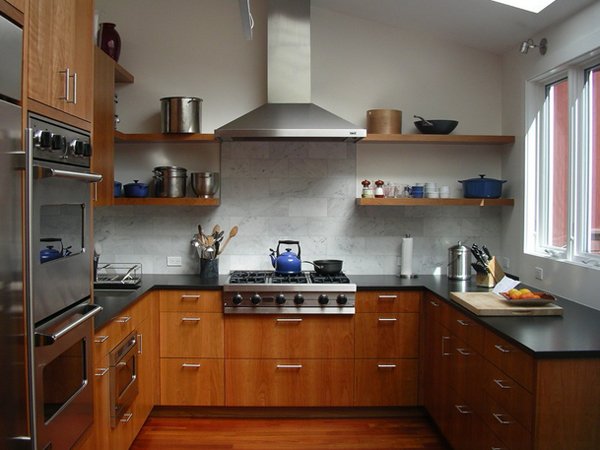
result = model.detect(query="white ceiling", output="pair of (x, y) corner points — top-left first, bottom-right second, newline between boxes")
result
(312, 0), (597, 54)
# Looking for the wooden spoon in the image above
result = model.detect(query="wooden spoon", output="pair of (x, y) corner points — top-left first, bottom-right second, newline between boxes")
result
(211, 224), (221, 237)
(217, 225), (238, 255)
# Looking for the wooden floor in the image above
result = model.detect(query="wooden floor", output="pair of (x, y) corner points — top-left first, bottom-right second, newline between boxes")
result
(131, 416), (450, 450)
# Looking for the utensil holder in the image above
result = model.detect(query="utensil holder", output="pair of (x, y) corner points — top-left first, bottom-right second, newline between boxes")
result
(475, 257), (505, 288)
(199, 258), (219, 279)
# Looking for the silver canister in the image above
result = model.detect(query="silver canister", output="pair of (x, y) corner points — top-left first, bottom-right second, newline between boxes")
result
(153, 166), (187, 198)
(448, 241), (472, 280)
(160, 97), (202, 133)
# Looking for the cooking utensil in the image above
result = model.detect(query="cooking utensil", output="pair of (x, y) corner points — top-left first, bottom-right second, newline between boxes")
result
(191, 172), (220, 198)
(270, 240), (302, 273)
(160, 96), (202, 133)
(413, 116), (458, 134)
(217, 225), (238, 255)
(153, 166), (187, 198)
(303, 259), (344, 275)
(123, 180), (149, 197)
(459, 174), (506, 199)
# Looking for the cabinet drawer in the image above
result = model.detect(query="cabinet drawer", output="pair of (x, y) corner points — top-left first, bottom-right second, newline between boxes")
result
(94, 310), (138, 356)
(481, 393), (532, 450)
(354, 359), (418, 406)
(356, 291), (421, 313)
(354, 313), (419, 358)
(159, 289), (222, 312)
(447, 335), (483, 409)
(224, 315), (354, 358)
(160, 358), (224, 406)
(424, 292), (452, 325)
(225, 359), (354, 406)
(160, 312), (224, 358)
(483, 329), (534, 392)
(482, 360), (534, 432)
(446, 307), (484, 354)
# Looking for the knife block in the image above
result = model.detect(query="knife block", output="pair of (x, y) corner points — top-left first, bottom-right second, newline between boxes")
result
(475, 257), (505, 288)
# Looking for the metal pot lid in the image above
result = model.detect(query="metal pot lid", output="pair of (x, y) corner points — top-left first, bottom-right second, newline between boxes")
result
(153, 166), (187, 174)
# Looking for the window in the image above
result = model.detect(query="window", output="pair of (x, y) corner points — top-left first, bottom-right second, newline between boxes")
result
(526, 54), (600, 267)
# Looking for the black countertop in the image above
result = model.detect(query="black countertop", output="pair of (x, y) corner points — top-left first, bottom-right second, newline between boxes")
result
(93, 274), (600, 359)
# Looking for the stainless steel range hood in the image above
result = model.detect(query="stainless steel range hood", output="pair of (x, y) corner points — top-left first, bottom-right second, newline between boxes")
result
(215, 0), (366, 142)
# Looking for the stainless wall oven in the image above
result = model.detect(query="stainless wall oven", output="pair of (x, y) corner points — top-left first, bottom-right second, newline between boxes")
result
(109, 331), (139, 427)
(26, 113), (103, 450)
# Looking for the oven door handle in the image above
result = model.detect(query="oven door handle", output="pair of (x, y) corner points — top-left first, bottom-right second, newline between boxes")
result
(34, 304), (103, 346)
(33, 165), (103, 183)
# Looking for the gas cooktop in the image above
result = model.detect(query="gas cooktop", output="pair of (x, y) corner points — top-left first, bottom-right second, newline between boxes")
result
(223, 270), (356, 314)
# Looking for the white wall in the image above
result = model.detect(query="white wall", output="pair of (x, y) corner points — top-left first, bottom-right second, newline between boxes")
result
(94, 0), (506, 277)
(500, 2), (600, 310)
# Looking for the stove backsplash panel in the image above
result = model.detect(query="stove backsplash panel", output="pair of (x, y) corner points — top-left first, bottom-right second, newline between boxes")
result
(94, 141), (502, 275)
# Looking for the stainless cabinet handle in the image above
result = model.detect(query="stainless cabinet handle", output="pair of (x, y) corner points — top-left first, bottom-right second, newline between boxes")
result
(276, 364), (302, 369)
(455, 405), (472, 414)
(378, 317), (397, 322)
(494, 344), (511, 353)
(492, 413), (512, 425)
(115, 316), (131, 323)
(120, 412), (133, 423)
(276, 318), (303, 323)
(181, 363), (201, 368)
(59, 68), (70, 101)
(181, 294), (200, 301)
(377, 364), (397, 369)
(442, 336), (451, 356)
(137, 333), (143, 354)
(456, 348), (471, 356)
(378, 295), (397, 300)
(70, 72), (77, 104)
(456, 319), (470, 326)
(95, 368), (109, 377)
(429, 300), (440, 307)
(94, 335), (109, 343)
(491, 447), (506, 450)
(493, 379), (512, 389)
(181, 317), (201, 322)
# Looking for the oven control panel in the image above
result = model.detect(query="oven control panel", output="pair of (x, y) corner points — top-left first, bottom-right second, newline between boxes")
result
(29, 114), (91, 167)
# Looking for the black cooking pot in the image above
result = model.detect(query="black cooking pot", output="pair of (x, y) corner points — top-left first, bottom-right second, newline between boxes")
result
(303, 259), (344, 275)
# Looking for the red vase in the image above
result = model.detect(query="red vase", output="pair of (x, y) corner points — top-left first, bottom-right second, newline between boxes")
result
(97, 23), (121, 62)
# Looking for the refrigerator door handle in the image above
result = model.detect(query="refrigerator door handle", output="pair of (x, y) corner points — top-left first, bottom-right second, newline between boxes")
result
(9, 151), (26, 170)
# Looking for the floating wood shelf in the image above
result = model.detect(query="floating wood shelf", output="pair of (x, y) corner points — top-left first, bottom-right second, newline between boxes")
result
(113, 197), (220, 206)
(356, 197), (514, 206)
(114, 130), (217, 143)
(361, 134), (515, 145)
(114, 62), (134, 83)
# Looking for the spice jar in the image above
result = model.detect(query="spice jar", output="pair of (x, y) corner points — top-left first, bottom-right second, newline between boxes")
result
(361, 179), (374, 198)
(374, 180), (385, 198)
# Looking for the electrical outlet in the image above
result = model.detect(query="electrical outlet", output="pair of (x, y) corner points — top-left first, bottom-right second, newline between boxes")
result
(535, 267), (544, 280)
(503, 257), (510, 269)
(167, 256), (182, 267)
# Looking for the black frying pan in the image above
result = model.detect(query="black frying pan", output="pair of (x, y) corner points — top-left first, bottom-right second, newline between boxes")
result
(303, 259), (343, 275)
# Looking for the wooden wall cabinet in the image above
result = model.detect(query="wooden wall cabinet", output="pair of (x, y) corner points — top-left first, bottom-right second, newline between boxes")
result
(28, 0), (94, 126)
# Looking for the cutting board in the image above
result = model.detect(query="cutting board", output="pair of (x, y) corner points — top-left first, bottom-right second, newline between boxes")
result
(450, 292), (563, 316)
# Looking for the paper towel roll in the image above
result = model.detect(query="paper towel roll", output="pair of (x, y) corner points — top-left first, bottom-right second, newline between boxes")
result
(401, 236), (413, 276)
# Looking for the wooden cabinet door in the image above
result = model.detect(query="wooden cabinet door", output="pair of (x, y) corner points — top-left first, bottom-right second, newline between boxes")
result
(354, 313), (419, 358)
(225, 359), (354, 407)
(132, 314), (158, 435)
(4, 0), (25, 13)
(160, 358), (224, 406)
(354, 359), (418, 406)
(356, 290), (421, 313)
(28, 0), (93, 122)
(160, 312), (224, 358)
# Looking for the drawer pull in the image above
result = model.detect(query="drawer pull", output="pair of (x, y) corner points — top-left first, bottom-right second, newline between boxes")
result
(493, 379), (512, 389)
(181, 363), (202, 368)
(120, 412), (133, 423)
(95, 368), (109, 377)
(181, 294), (200, 301)
(491, 447), (506, 450)
(114, 316), (131, 323)
(378, 317), (397, 322)
(455, 405), (472, 414)
(492, 413), (512, 425)
(456, 348), (471, 356)
(181, 317), (201, 322)
(378, 295), (397, 300)
(429, 300), (440, 307)
(494, 344), (511, 353)
(377, 364), (397, 369)
(456, 319), (470, 326)
(276, 364), (303, 369)
(137, 333), (143, 354)
(276, 318), (303, 323)
(94, 335), (109, 343)
(442, 336), (452, 356)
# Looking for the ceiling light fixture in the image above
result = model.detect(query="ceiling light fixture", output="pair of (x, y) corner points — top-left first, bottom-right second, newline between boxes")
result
(491, 0), (557, 14)
(520, 38), (548, 55)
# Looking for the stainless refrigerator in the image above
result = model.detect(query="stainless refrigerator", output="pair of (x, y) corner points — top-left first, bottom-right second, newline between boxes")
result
(0, 13), (32, 450)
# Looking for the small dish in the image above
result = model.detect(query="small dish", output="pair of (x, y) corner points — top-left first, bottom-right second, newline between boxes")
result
(499, 291), (557, 306)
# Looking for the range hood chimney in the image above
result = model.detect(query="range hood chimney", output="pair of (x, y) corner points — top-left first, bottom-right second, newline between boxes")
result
(215, 0), (366, 142)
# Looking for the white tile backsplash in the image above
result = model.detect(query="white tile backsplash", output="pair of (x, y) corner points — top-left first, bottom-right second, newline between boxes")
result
(94, 141), (503, 275)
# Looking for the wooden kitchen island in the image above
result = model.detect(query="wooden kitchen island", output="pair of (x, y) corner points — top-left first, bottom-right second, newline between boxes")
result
(83, 274), (600, 450)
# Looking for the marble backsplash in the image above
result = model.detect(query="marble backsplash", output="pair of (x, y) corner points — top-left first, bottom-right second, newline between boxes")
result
(94, 141), (502, 275)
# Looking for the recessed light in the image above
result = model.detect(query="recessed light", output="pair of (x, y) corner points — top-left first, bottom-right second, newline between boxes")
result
(491, 0), (557, 13)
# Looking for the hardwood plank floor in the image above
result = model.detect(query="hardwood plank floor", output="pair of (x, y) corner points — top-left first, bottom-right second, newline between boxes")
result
(131, 416), (450, 449)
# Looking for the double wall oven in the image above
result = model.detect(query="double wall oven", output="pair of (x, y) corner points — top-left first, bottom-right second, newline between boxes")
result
(26, 114), (103, 450)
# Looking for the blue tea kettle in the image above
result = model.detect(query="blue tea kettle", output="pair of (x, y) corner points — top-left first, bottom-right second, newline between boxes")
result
(270, 240), (302, 274)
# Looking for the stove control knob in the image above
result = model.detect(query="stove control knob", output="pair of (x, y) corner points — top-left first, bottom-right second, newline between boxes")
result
(69, 139), (85, 157)
(275, 294), (286, 305)
(293, 294), (304, 305)
(34, 130), (53, 149)
(251, 294), (261, 305)
(318, 294), (329, 305)
(232, 293), (243, 305)
(336, 294), (348, 305)
(51, 134), (66, 151)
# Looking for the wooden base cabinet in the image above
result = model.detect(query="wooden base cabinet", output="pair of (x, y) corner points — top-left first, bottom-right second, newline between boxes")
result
(354, 359), (418, 406)
(160, 358), (224, 406)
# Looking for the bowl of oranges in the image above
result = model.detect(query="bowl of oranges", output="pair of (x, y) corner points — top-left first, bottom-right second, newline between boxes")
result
(500, 288), (556, 306)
